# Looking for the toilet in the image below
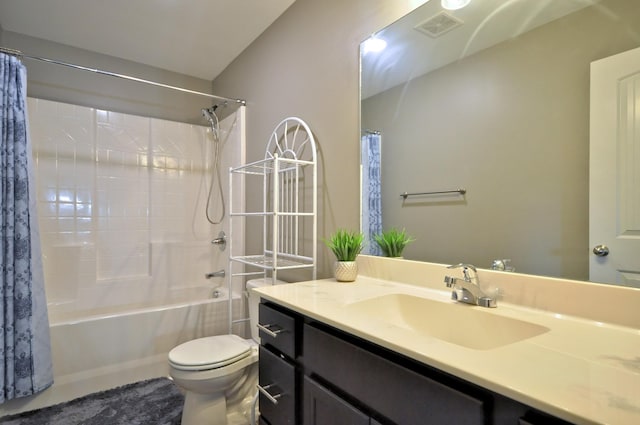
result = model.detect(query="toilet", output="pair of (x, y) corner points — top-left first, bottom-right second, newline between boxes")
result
(169, 279), (281, 425)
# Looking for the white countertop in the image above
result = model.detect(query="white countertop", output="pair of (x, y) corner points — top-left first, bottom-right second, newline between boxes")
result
(254, 277), (640, 425)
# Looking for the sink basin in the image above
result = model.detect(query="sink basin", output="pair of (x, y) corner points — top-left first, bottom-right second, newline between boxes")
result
(345, 294), (549, 350)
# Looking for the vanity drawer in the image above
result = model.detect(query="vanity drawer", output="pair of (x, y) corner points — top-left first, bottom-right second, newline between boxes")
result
(259, 303), (296, 358)
(259, 345), (296, 425)
(303, 323), (487, 425)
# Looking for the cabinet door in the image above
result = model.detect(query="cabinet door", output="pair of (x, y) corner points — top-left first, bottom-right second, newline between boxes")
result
(304, 323), (486, 425)
(259, 346), (296, 425)
(304, 376), (370, 425)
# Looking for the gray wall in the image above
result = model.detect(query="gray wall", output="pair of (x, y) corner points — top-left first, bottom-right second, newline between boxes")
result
(17, 0), (620, 280)
(2, 0), (418, 279)
(211, 0), (418, 277)
(3, 31), (215, 124)
(362, 0), (640, 280)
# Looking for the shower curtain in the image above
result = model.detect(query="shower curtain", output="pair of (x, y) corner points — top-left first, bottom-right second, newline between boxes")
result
(361, 132), (382, 256)
(0, 53), (53, 403)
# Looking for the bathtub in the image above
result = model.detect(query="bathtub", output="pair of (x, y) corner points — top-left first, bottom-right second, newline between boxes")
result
(0, 287), (245, 416)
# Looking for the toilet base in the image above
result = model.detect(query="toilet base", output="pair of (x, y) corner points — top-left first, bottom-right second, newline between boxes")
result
(180, 387), (258, 425)
(181, 390), (227, 425)
(174, 352), (258, 425)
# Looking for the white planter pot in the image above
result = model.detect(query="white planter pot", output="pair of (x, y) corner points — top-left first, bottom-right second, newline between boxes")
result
(334, 261), (358, 282)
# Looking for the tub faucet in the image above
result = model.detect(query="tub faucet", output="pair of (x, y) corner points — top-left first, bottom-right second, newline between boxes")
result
(205, 269), (225, 279)
(444, 263), (496, 308)
(211, 231), (226, 251)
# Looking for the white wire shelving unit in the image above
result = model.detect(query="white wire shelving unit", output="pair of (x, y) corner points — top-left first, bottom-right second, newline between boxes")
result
(227, 117), (317, 333)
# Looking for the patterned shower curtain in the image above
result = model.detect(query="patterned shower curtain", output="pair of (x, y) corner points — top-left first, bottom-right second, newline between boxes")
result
(361, 132), (382, 256)
(0, 53), (53, 403)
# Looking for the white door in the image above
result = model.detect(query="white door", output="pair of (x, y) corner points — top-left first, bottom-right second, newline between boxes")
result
(590, 46), (640, 287)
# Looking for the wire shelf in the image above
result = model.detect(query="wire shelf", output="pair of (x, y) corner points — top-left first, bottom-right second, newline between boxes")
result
(230, 254), (314, 270)
(230, 156), (314, 176)
(227, 117), (318, 334)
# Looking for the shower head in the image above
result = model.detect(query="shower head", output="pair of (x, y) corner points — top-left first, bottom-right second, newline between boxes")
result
(201, 107), (216, 123)
(202, 106), (220, 141)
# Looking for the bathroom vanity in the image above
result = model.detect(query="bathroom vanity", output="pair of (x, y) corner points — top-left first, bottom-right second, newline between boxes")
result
(258, 300), (569, 425)
(254, 258), (640, 425)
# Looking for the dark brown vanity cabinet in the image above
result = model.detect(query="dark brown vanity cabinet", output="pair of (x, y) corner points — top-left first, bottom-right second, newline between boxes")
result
(304, 376), (372, 425)
(303, 322), (486, 425)
(258, 303), (299, 425)
(258, 300), (575, 425)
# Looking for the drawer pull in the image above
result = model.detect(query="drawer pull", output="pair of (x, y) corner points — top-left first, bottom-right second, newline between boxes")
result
(257, 383), (282, 405)
(257, 323), (286, 338)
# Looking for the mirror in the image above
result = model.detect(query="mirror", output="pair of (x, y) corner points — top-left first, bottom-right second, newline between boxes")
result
(360, 0), (640, 284)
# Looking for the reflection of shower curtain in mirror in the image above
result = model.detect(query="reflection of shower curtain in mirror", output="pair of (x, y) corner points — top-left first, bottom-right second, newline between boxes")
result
(0, 53), (53, 403)
(361, 132), (382, 255)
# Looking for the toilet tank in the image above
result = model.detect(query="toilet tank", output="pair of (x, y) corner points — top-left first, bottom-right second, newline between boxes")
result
(246, 278), (287, 342)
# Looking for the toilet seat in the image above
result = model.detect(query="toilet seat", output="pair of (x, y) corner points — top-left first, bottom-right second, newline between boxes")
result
(169, 334), (252, 371)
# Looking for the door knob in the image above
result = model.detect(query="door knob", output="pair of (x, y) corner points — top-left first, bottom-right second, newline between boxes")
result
(592, 245), (609, 257)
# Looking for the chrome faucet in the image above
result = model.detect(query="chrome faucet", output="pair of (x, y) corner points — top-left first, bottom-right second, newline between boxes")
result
(205, 269), (225, 279)
(444, 263), (497, 308)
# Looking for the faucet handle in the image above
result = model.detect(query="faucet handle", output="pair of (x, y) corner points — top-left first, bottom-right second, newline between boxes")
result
(447, 263), (477, 272)
(444, 275), (456, 288)
(447, 263), (477, 282)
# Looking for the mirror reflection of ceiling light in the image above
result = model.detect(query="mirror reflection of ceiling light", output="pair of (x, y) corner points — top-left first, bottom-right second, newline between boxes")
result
(441, 0), (471, 11)
(363, 36), (387, 54)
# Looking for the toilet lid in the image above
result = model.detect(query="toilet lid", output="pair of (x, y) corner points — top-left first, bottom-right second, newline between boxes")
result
(169, 334), (252, 371)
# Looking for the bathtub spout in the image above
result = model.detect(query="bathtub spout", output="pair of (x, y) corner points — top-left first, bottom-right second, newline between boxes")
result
(205, 269), (225, 279)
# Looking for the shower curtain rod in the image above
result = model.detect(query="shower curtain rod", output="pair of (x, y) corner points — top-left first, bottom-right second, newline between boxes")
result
(0, 46), (245, 106)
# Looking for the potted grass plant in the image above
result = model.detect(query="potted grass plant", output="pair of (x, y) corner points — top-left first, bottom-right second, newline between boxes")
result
(324, 229), (364, 282)
(373, 228), (415, 258)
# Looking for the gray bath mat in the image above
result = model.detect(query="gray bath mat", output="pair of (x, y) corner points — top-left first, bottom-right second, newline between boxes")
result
(0, 377), (184, 425)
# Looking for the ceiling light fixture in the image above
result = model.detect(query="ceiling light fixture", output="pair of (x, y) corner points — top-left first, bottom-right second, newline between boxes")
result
(362, 35), (387, 54)
(441, 0), (471, 11)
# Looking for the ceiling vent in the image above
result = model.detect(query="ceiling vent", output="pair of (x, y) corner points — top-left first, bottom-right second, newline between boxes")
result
(414, 11), (463, 38)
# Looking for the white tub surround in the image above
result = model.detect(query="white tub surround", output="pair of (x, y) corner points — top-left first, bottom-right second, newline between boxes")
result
(0, 99), (248, 417)
(27, 98), (246, 319)
(253, 256), (640, 425)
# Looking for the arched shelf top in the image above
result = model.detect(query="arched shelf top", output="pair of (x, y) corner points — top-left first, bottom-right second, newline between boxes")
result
(265, 117), (317, 164)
